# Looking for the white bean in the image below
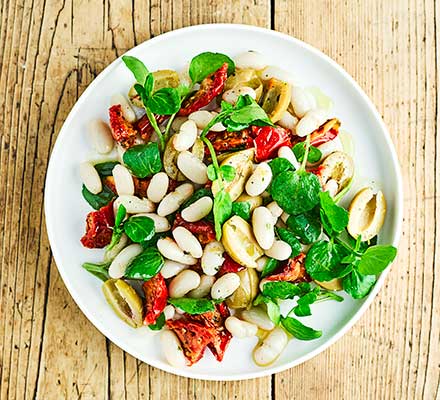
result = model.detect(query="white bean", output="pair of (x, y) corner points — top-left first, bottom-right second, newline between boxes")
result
(324, 179), (339, 197)
(252, 206), (275, 250)
(160, 330), (188, 367)
(169, 270), (201, 298)
(277, 111), (298, 132)
(234, 51), (267, 70)
(163, 305), (175, 320)
(161, 259), (188, 279)
(211, 273), (240, 300)
(188, 110), (214, 129)
(133, 213), (170, 233)
(157, 183), (194, 217)
(181, 196), (213, 222)
(104, 233), (129, 262)
(115, 195), (155, 214)
(296, 109), (328, 137)
(241, 307), (275, 331)
(266, 201), (283, 222)
(174, 183), (194, 200)
(245, 162), (272, 197)
(265, 240), (291, 260)
(171, 116), (188, 132)
(222, 86), (256, 105)
(173, 120), (198, 151)
(188, 275), (216, 298)
(110, 93), (136, 122)
(147, 172), (169, 203)
(209, 112), (226, 132)
(253, 327), (288, 366)
(256, 256), (269, 272)
(260, 66), (299, 86)
(80, 162), (102, 194)
(201, 241), (225, 276)
(225, 316), (258, 338)
(278, 146), (301, 170)
(87, 119), (114, 154)
(108, 243), (143, 278)
(112, 164), (134, 196)
(116, 144), (126, 163)
(157, 237), (197, 265)
(291, 86), (317, 118)
(172, 227), (203, 258)
(177, 151), (208, 184)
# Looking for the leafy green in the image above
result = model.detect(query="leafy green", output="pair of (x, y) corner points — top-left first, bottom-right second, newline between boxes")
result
(140, 232), (167, 249)
(123, 143), (162, 178)
(82, 261), (110, 281)
(167, 297), (216, 314)
(94, 161), (119, 177)
(319, 191), (349, 236)
(181, 188), (212, 210)
(342, 269), (377, 299)
(275, 227), (302, 257)
(293, 142), (322, 163)
(292, 289), (320, 316)
(260, 258), (279, 278)
(213, 190), (232, 240)
(286, 209), (322, 244)
(231, 201), (251, 221)
(207, 164), (217, 181)
(107, 204), (127, 251)
(281, 316), (322, 340)
(220, 165), (236, 182)
(82, 185), (115, 210)
(125, 247), (164, 280)
(253, 295), (281, 325)
(261, 281), (311, 300)
(121, 55), (149, 84)
(147, 87), (181, 115)
(268, 157), (296, 177)
(124, 216), (155, 243)
(148, 312), (165, 330)
(357, 245), (397, 275)
(189, 52), (235, 83)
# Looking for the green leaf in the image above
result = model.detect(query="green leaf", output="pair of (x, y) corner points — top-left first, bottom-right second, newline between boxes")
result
(231, 201), (251, 221)
(266, 300), (281, 325)
(140, 232), (167, 250)
(271, 170), (321, 215)
(147, 87), (181, 115)
(213, 190), (232, 240)
(357, 245), (397, 275)
(268, 157), (296, 177)
(286, 208), (322, 244)
(281, 316), (322, 340)
(292, 290), (319, 316)
(220, 165), (236, 182)
(94, 161), (119, 177)
(189, 52), (235, 83)
(82, 184), (115, 210)
(275, 227), (302, 257)
(144, 73), (154, 97)
(123, 143), (162, 178)
(82, 261), (110, 281)
(260, 258), (279, 278)
(316, 291), (344, 302)
(262, 281), (311, 300)
(319, 191), (349, 236)
(107, 205), (127, 251)
(181, 188), (213, 210)
(176, 84), (191, 99)
(293, 142), (322, 163)
(125, 247), (164, 280)
(305, 240), (351, 281)
(124, 216), (155, 243)
(148, 312), (165, 330)
(122, 55), (149, 84)
(207, 164), (218, 181)
(115, 204), (127, 227)
(167, 297), (216, 314)
(342, 269), (377, 299)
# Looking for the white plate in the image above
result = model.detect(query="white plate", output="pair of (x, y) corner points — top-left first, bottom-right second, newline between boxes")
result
(45, 24), (403, 381)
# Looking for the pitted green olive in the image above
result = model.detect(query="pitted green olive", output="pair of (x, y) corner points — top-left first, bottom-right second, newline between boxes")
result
(261, 78), (292, 123)
(163, 136), (186, 181)
(102, 279), (143, 328)
(314, 278), (342, 291)
(224, 69), (264, 102)
(318, 151), (354, 198)
(226, 268), (259, 309)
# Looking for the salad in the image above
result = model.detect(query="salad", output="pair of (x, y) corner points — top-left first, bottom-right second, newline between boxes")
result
(79, 51), (397, 368)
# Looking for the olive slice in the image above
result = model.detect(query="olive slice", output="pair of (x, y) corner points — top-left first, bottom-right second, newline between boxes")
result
(318, 151), (354, 197)
(224, 69), (264, 102)
(226, 268), (259, 309)
(163, 136), (186, 181)
(314, 278), (342, 291)
(260, 78), (292, 123)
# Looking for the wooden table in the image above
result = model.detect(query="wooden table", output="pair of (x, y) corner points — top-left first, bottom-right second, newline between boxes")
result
(1, 1), (439, 399)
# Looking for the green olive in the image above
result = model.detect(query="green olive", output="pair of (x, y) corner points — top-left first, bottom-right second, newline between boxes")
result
(102, 279), (143, 328)
(163, 136), (186, 181)
(226, 268), (259, 309)
(261, 78), (292, 123)
(191, 138), (205, 161)
(224, 69), (264, 102)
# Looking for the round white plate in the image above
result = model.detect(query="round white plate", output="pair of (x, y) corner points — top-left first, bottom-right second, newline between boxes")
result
(45, 24), (403, 381)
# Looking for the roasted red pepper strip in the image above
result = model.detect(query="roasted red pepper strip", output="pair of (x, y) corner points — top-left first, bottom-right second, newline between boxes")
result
(108, 104), (138, 148)
(136, 114), (167, 142)
(80, 202), (115, 248)
(252, 125), (292, 162)
(218, 253), (246, 276)
(142, 273), (168, 325)
(173, 213), (215, 245)
(266, 253), (311, 283)
(205, 129), (254, 156)
(178, 63), (228, 116)
(166, 319), (217, 365)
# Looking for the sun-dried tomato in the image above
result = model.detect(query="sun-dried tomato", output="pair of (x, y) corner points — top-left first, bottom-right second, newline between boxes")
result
(173, 213), (215, 245)
(136, 114), (167, 142)
(142, 273), (168, 325)
(252, 125), (292, 162)
(80, 202), (115, 248)
(266, 253), (311, 283)
(178, 63), (228, 116)
(102, 176), (117, 194)
(133, 177), (150, 198)
(166, 319), (217, 365)
(310, 128), (338, 147)
(109, 104), (138, 148)
(168, 179), (179, 193)
(205, 129), (254, 156)
(218, 253), (246, 276)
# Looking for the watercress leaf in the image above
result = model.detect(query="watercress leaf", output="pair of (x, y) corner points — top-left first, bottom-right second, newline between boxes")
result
(123, 142), (162, 178)
(260, 258), (279, 278)
(124, 216), (155, 243)
(207, 164), (218, 181)
(271, 170), (321, 215)
(140, 232), (168, 249)
(148, 312), (165, 330)
(94, 161), (120, 177)
(122, 55), (149, 84)
(114, 204), (127, 228)
(213, 190), (232, 240)
(222, 117), (250, 132)
(220, 165), (236, 182)
(220, 100), (234, 112)
(189, 52), (235, 83)
(268, 157), (296, 177)
(144, 73), (154, 98)
(125, 247), (164, 280)
(342, 269), (376, 299)
(134, 83), (149, 108)
(286, 209), (322, 244)
(82, 184), (115, 210)
(293, 291), (319, 316)
(181, 188), (213, 210)
(319, 191), (349, 235)
(341, 253), (358, 265)
(266, 300), (281, 325)
(167, 297), (215, 314)
(147, 87), (181, 115)
(82, 261), (110, 281)
(281, 316), (322, 340)
(293, 142), (322, 163)
(316, 291), (344, 302)
(357, 245), (397, 275)
(231, 201), (251, 221)
(275, 227), (302, 257)
(176, 84), (191, 99)
(229, 97), (272, 126)
(262, 281), (311, 300)
(305, 240), (351, 281)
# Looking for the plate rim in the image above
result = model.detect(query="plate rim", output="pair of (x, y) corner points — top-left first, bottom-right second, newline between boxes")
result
(44, 23), (403, 381)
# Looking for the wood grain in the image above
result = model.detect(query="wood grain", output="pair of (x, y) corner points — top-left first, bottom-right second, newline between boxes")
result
(0, 0), (438, 399)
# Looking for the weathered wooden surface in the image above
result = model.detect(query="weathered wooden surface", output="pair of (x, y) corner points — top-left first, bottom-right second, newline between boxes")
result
(0, 0), (438, 399)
